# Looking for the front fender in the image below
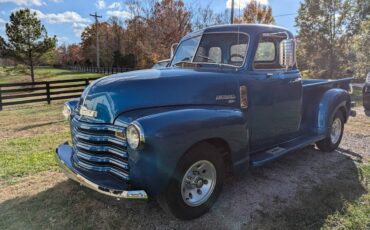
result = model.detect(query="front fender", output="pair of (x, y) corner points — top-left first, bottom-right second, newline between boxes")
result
(116, 107), (248, 195)
(317, 89), (350, 135)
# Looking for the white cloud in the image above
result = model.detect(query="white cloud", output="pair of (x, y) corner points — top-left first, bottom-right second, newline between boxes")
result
(108, 2), (122, 10)
(27, 9), (90, 37)
(72, 22), (88, 37)
(56, 35), (68, 44)
(31, 9), (90, 24)
(107, 10), (132, 20)
(49, 0), (63, 2)
(226, 0), (268, 9)
(0, 0), (45, 6)
(95, 0), (105, 9)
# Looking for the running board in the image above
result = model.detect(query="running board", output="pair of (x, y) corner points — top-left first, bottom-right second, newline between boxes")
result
(250, 134), (325, 167)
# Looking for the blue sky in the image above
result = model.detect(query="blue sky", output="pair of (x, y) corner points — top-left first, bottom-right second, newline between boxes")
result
(0, 0), (301, 45)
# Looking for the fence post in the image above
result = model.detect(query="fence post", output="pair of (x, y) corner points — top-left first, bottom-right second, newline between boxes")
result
(46, 82), (51, 104)
(0, 87), (2, 111)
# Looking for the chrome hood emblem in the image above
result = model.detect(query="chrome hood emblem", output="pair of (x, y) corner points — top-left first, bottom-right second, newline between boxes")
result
(79, 106), (97, 118)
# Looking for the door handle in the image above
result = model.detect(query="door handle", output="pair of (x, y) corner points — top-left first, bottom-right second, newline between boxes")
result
(289, 78), (301, 83)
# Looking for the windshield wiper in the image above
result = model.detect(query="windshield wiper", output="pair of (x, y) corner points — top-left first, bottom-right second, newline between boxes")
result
(194, 55), (216, 63)
(172, 61), (198, 67)
(173, 61), (238, 69)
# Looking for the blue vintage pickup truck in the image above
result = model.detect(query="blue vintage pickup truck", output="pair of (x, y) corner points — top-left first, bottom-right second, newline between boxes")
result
(56, 24), (355, 219)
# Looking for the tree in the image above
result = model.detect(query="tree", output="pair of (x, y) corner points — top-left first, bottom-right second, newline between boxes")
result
(239, 0), (275, 24)
(0, 9), (56, 82)
(192, 3), (230, 30)
(342, 0), (370, 35)
(67, 44), (83, 65)
(351, 19), (370, 78)
(295, 0), (348, 79)
(81, 22), (116, 67)
(125, 0), (192, 68)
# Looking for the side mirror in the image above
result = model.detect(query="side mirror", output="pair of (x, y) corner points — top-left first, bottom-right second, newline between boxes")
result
(279, 39), (296, 69)
(170, 43), (178, 58)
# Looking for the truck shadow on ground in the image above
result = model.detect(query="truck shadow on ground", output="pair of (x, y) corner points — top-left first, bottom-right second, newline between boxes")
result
(0, 147), (367, 230)
(365, 110), (370, 117)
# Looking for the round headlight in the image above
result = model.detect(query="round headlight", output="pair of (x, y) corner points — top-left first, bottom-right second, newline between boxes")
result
(126, 123), (144, 150)
(62, 104), (71, 120)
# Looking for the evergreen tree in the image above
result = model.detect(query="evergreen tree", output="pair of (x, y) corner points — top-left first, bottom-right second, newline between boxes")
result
(0, 9), (56, 82)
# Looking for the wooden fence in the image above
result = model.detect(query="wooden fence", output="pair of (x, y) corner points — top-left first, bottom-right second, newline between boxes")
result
(63, 65), (134, 74)
(0, 78), (99, 111)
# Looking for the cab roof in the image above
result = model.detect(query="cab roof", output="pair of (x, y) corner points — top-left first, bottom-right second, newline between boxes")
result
(181, 24), (293, 41)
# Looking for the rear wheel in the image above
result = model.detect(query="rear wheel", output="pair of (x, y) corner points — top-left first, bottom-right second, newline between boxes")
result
(157, 143), (225, 220)
(316, 111), (344, 152)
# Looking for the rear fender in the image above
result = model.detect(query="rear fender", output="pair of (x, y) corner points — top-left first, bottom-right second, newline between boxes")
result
(317, 89), (350, 135)
(120, 107), (248, 195)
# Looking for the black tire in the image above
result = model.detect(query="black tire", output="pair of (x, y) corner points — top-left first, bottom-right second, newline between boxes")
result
(157, 142), (225, 220)
(316, 111), (345, 152)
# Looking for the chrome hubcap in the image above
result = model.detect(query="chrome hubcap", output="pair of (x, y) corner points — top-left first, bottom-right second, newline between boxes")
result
(181, 160), (216, 207)
(330, 118), (342, 144)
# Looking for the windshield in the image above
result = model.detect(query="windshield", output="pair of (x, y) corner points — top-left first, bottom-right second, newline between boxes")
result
(171, 36), (201, 65)
(171, 33), (249, 67)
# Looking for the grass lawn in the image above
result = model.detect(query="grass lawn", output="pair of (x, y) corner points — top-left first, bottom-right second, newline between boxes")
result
(0, 103), (70, 185)
(0, 66), (104, 84)
(322, 164), (370, 230)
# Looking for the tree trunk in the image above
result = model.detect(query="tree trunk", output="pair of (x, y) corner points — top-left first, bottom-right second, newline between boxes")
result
(30, 62), (35, 83)
(28, 49), (35, 83)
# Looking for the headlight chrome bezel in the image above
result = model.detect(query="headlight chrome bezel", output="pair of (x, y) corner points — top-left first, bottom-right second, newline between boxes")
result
(126, 122), (145, 150)
(62, 103), (72, 120)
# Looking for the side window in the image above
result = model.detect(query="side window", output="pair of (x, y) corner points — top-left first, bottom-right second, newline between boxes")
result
(254, 32), (287, 70)
(255, 42), (275, 61)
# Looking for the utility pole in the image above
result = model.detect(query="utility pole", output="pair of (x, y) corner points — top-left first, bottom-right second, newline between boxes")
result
(90, 12), (102, 68)
(230, 0), (234, 24)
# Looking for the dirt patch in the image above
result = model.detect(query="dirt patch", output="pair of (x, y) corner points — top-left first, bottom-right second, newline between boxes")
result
(0, 172), (67, 203)
(0, 108), (369, 229)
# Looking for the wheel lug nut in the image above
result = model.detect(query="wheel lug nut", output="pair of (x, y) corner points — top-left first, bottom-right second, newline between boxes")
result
(197, 189), (202, 195)
(203, 179), (208, 184)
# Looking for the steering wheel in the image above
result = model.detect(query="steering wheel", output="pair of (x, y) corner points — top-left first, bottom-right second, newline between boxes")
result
(229, 54), (244, 62)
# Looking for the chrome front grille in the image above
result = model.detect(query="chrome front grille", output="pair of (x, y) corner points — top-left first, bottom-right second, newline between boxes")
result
(71, 117), (130, 181)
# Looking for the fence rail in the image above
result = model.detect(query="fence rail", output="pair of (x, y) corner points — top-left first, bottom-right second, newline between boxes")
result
(62, 65), (134, 74)
(0, 78), (99, 110)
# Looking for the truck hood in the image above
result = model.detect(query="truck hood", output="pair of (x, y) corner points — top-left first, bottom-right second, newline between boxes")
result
(78, 68), (239, 123)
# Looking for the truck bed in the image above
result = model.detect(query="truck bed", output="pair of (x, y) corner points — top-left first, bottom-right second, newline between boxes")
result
(300, 77), (352, 133)
(302, 77), (352, 90)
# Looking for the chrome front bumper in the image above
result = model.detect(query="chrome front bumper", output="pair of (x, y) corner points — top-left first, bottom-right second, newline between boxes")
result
(55, 143), (148, 199)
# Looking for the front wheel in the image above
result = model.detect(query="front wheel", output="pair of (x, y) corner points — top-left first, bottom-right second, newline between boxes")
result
(157, 143), (225, 220)
(316, 111), (345, 152)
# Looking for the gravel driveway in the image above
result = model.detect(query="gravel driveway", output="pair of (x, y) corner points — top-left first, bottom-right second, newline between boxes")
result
(0, 107), (369, 229)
